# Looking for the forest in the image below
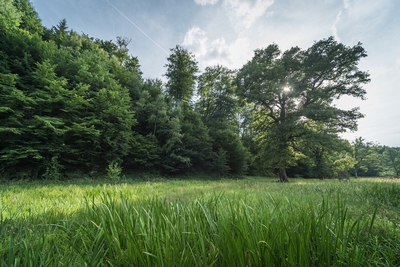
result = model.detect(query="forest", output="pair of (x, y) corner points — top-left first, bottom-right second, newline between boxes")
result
(1, 0), (399, 181)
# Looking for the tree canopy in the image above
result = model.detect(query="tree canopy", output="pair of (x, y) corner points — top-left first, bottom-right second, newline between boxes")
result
(2, 1), (397, 181)
(237, 37), (370, 182)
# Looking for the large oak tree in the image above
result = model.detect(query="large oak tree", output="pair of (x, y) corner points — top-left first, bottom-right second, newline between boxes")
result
(237, 37), (370, 182)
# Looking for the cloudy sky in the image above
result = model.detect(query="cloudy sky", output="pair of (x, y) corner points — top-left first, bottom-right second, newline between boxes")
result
(31, 0), (400, 146)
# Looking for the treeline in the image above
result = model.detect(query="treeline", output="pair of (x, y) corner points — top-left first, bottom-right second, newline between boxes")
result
(287, 139), (400, 179)
(0, 0), (399, 180)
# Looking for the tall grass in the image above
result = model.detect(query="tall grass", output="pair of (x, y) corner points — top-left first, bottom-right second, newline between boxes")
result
(0, 178), (399, 266)
(72, 193), (378, 266)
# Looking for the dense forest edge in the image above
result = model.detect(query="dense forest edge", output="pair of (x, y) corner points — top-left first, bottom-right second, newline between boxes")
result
(1, 0), (399, 181)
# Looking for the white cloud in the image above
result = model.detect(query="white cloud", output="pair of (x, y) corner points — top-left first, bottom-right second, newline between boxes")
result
(396, 58), (400, 65)
(331, 10), (342, 42)
(194, 0), (219, 6)
(182, 26), (252, 69)
(223, 0), (274, 31)
(331, 0), (351, 42)
(182, 26), (209, 56)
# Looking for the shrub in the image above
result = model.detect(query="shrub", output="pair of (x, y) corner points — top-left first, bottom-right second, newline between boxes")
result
(107, 161), (122, 181)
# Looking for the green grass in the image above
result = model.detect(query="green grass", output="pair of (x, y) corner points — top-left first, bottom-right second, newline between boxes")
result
(0, 177), (399, 266)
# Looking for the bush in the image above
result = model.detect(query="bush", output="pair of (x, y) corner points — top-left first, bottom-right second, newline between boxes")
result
(107, 161), (122, 181)
(42, 156), (63, 180)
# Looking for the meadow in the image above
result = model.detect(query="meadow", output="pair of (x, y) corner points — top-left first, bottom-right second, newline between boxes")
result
(0, 177), (399, 266)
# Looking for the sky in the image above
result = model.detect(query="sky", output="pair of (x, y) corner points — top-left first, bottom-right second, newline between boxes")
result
(30, 0), (400, 147)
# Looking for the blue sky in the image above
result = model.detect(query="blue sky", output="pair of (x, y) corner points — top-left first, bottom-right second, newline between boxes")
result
(31, 0), (400, 147)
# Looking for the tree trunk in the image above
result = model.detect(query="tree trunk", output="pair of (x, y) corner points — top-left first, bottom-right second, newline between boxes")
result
(354, 166), (358, 178)
(279, 168), (289, 182)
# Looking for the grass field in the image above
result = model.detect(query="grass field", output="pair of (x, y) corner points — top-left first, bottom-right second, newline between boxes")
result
(0, 177), (399, 266)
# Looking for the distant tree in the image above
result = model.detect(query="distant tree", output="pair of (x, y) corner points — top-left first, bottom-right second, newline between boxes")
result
(213, 148), (230, 177)
(381, 147), (400, 178)
(196, 65), (239, 131)
(114, 36), (131, 65)
(331, 152), (356, 178)
(12, 0), (44, 35)
(180, 109), (213, 173)
(126, 79), (168, 170)
(0, 73), (27, 172)
(159, 106), (191, 173)
(295, 123), (351, 179)
(95, 37), (139, 70)
(51, 19), (69, 46)
(133, 79), (168, 137)
(95, 39), (118, 58)
(164, 45), (198, 109)
(237, 37), (370, 182)
(0, 60), (87, 176)
(351, 137), (379, 178)
(0, 0), (22, 31)
(212, 129), (249, 175)
(196, 65), (248, 175)
(92, 84), (136, 165)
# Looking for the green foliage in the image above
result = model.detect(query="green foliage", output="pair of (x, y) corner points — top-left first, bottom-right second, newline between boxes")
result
(12, 0), (44, 35)
(158, 109), (191, 173)
(93, 85), (136, 164)
(0, 12), (145, 176)
(237, 37), (370, 181)
(195, 65), (249, 176)
(106, 161), (122, 181)
(1, 2), (394, 180)
(135, 83), (168, 136)
(351, 137), (379, 177)
(381, 147), (400, 177)
(50, 18), (69, 47)
(180, 109), (213, 172)
(212, 129), (249, 175)
(41, 156), (63, 180)
(164, 45), (198, 108)
(296, 129), (354, 179)
(0, 0), (22, 31)
(212, 148), (231, 177)
(196, 65), (239, 131)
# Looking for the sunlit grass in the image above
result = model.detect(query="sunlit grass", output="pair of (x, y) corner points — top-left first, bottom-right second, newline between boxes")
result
(0, 177), (399, 266)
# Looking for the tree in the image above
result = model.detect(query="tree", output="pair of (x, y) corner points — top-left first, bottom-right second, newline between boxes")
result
(213, 148), (230, 177)
(95, 39), (119, 59)
(381, 147), (400, 178)
(237, 37), (370, 182)
(0, 0), (22, 31)
(51, 19), (69, 46)
(12, 0), (44, 35)
(93, 84), (136, 165)
(196, 65), (249, 175)
(196, 65), (239, 131)
(294, 123), (352, 179)
(164, 45), (198, 108)
(114, 36), (131, 66)
(351, 137), (379, 178)
(180, 109), (213, 172)
(158, 107), (191, 173)
(212, 129), (249, 175)
(127, 79), (169, 170)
